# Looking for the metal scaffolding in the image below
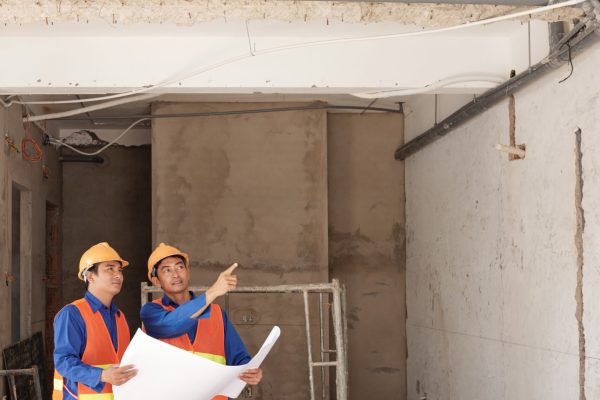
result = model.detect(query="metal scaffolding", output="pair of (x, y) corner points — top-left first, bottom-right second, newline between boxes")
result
(141, 279), (348, 400)
(0, 366), (42, 400)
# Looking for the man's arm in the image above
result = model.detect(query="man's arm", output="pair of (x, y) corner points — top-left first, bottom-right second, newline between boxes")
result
(191, 263), (238, 318)
(223, 309), (251, 366)
(223, 310), (263, 385)
(142, 262), (239, 338)
(140, 294), (211, 339)
(53, 305), (105, 392)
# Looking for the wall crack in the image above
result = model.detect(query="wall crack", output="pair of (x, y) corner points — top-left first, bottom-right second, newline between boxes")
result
(574, 127), (586, 400)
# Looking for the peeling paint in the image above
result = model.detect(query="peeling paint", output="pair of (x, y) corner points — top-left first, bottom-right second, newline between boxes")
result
(61, 129), (106, 146)
(0, 0), (582, 26)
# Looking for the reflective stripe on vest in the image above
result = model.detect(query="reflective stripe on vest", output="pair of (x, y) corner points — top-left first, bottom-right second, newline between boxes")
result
(78, 394), (114, 400)
(52, 298), (130, 400)
(153, 299), (227, 400)
(193, 352), (226, 365)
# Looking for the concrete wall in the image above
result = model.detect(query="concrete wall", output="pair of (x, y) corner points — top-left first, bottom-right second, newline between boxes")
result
(152, 103), (406, 399)
(0, 106), (60, 395)
(61, 146), (151, 331)
(405, 42), (600, 399)
(328, 114), (406, 399)
(152, 102), (329, 399)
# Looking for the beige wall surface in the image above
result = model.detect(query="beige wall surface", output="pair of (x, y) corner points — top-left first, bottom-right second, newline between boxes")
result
(152, 102), (329, 281)
(405, 42), (600, 400)
(152, 102), (329, 399)
(153, 104), (406, 399)
(0, 106), (61, 396)
(328, 113), (406, 400)
(61, 146), (151, 331)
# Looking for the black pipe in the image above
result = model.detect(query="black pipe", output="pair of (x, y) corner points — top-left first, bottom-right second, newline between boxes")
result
(394, 19), (600, 161)
(54, 103), (402, 122)
(59, 155), (104, 164)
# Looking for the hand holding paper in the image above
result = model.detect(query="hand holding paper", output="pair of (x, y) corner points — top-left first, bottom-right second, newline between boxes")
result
(113, 326), (280, 400)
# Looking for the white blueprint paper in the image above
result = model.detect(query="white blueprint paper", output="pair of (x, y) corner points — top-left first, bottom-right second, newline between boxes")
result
(113, 326), (280, 400)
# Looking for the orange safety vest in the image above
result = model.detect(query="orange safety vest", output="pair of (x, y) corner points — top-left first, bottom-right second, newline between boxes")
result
(154, 298), (227, 400)
(53, 298), (130, 400)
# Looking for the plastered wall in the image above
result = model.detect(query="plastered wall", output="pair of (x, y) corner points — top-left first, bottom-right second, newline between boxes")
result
(405, 43), (600, 400)
(152, 103), (406, 399)
(0, 106), (60, 395)
(152, 102), (329, 399)
(61, 146), (151, 331)
(328, 114), (406, 399)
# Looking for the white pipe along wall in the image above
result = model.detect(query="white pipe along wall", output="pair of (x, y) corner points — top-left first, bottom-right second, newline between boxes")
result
(405, 40), (600, 399)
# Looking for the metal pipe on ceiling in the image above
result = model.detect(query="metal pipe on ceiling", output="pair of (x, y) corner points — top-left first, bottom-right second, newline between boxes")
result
(394, 15), (600, 161)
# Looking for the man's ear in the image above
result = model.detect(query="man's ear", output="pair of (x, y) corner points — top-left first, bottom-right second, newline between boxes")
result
(151, 276), (161, 288)
(86, 271), (96, 285)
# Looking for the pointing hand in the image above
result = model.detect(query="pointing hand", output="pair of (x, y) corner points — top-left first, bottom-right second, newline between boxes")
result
(206, 263), (238, 301)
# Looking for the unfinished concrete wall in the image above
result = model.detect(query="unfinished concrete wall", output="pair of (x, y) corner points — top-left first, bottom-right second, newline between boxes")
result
(152, 102), (328, 399)
(328, 114), (406, 399)
(405, 43), (600, 399)
(61, 146), (151, 331)
(0, 106), (60, 395)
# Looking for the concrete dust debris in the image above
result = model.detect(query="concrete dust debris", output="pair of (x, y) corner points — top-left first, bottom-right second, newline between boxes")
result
(0, 0), (583, 26)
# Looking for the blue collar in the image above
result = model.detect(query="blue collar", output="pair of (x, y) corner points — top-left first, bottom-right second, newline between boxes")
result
(85, 291), (120, 316)
(161, 291), (196, 308)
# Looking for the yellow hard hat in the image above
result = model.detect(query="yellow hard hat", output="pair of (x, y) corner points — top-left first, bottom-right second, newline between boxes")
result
(147, 243), (189, 280)
(78, 242), (129, 281)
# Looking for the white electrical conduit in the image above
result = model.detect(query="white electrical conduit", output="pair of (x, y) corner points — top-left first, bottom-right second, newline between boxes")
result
(48, 117), (149, 156)
(351, 74), (507, 99)
(25, 93), (158, 123)
(12, 0), (585, 109)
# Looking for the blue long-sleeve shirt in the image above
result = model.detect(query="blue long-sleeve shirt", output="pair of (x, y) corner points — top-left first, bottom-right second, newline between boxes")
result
(140, 292), (251, 366)
(53, 291), (126, 399)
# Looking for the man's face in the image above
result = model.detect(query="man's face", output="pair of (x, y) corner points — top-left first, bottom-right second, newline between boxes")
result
(87, 261), (124, 295)
(152, 256), (190, 295)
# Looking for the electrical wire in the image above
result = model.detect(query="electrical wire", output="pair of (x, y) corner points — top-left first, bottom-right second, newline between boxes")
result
(53, 103), (402, 121)
(48, 117), (149, 156)
(558, 42), (574, 83)
(352, 74), (507, 99)
(8, 0), (585, 109)
(25, 93), (158, 123)
(21, 116), (43, 162)
(46, 103), (399, 155)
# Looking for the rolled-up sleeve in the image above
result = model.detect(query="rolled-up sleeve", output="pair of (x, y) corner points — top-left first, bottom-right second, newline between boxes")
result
(141, 294), (210, 339)
(53, 305), (105, 393)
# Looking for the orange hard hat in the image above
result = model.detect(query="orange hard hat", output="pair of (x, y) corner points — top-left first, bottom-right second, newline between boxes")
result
(147, 243), (189, 280)
(78, 242), (129, 281)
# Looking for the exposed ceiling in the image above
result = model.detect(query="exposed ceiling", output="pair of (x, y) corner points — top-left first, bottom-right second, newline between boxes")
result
(0, 1), (581, 25)
(0, 0), (591, 143)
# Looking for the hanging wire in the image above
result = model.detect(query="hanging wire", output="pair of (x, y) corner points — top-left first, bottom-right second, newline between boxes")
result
(21, 116), (43, 162)
(558, 42), (574, 83)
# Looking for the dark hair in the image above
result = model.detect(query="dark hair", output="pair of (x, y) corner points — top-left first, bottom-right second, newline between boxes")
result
(152, 255), (186, 278)
(84, 264), (99, 288)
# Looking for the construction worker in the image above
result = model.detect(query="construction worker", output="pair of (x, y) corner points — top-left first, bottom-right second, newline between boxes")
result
(52, 242), (137, 400)
(141, 243), (263, 399)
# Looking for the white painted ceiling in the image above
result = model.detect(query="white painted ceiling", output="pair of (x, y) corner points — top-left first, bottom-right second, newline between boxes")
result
(0, 1), (585, 141)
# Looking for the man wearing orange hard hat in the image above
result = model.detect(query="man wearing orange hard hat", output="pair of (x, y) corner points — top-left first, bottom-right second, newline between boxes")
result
(53, 242), (137, 400)
(141, 243), (263, 399)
